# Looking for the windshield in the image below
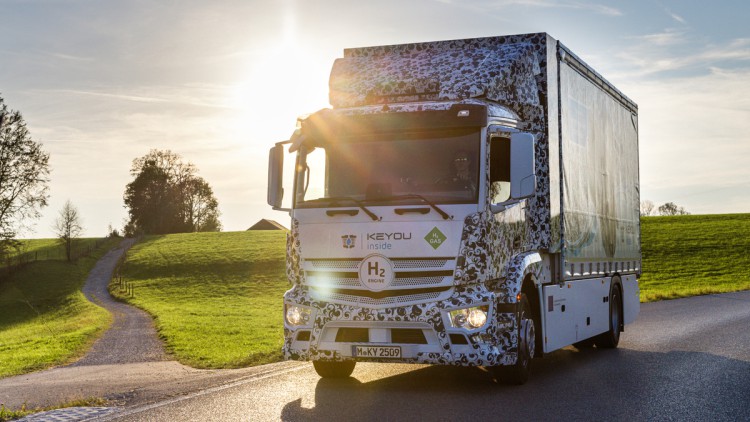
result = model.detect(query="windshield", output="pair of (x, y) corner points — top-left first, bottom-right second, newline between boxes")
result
(295, 129), (480, 207)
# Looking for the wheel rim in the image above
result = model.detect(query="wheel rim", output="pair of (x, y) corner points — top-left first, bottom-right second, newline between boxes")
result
(524, 318), (535, 362)
(519, 316), (535, 367)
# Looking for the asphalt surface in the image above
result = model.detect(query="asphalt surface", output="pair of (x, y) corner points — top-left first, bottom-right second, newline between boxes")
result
(103, 290), (750, 422)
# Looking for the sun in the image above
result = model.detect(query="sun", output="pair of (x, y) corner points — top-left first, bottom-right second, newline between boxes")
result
(230, 39), (332, 145)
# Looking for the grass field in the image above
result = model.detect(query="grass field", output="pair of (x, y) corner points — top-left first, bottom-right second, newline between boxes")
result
(640, 213), (750, 301)
(113, 231), (287, 369)
(0, 238), (120, 378)
(2, 238), (109, 265)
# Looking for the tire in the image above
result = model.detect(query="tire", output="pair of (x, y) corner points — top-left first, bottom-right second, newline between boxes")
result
(594, 280), (622, 349)
(312, 360), (356, 378)
(492, 293), (535, 385)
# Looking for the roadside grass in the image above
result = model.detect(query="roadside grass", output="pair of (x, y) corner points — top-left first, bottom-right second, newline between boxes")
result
(0, 238), (120, 379)
(0, 397), (107, 422)
(3, 238), (107, 264)
(640, 213), (750, 302)
(113, 231), (287, 369)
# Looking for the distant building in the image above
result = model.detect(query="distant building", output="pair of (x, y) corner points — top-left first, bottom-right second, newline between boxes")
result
(247, 219), (288, 231)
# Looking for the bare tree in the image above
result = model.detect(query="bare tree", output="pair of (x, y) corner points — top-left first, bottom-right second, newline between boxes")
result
(658, 202), (690, 216)
(54, 200), (84, 261)
(0, 95), (51, 257)
(640, 200), (655, 217)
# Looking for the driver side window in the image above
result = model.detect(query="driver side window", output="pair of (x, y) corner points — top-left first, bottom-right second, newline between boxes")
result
(490, 136), (511, 204)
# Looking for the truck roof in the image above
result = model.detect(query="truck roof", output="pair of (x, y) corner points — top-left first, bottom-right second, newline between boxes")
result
(329, 33), (548, 110)
(329, 33), (636, 125)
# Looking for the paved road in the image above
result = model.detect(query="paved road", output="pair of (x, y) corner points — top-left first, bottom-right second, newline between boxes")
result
(104, 291), (750, 422)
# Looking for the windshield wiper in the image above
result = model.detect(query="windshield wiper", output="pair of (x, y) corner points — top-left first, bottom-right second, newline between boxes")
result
(304, 196), (380, 221)
(386, 194), (453, 220)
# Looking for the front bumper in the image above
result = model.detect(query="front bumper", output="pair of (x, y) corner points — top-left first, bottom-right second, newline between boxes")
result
(283, 284), (520, 367)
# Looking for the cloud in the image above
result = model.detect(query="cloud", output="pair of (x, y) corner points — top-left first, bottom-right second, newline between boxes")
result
(621, 67), (750, 213)
(498, 0), (623, 16)
(627, 29), (686, 46)
(50, 53), (95, 62)
(614, 33), (750, 78)
(34, 85), (232, 109)
(662, 6), (686, 24)
(457, 0), (622, 16)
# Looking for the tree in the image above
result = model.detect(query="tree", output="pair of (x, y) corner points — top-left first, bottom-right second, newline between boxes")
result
(124, 161), (182, 235)
(640, 200), (655, 217)
(107, 223), (120, 238)
(0, 95), (51, 257)
(658, 202), (690, 216)
(124, 150), (221, 235)
(54, 200), (84, 261)
(183, 177), (221, 232)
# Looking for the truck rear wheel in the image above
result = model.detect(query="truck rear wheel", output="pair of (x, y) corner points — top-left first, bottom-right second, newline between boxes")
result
(312, 360), (356, 378)
(594, 279), (622, 349)
(492, 293), (535, 385)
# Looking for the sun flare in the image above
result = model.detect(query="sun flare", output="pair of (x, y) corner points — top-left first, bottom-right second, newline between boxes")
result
(230, 40), (331, 145)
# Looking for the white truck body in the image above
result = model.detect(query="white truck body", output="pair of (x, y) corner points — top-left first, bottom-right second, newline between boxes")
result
(268, 33), (640, 381)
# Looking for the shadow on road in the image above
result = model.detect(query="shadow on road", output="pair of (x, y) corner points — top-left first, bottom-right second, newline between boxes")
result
(280, 347), (750, 421)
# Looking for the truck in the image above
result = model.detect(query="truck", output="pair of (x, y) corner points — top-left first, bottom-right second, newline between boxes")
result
(267, 32), (640, 384)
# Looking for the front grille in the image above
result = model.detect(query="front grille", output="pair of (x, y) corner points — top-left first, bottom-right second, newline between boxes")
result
(321, 290), (447, 307)
(306, 274), (449, 289)
(392, 259), (451, 269)
(307, 258), (453, 270)
(304, 256), (456, 306)
(329, 286), (450, 300)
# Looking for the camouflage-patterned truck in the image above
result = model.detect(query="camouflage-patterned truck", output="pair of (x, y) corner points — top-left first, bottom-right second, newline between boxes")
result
(268, 32), (640, 384)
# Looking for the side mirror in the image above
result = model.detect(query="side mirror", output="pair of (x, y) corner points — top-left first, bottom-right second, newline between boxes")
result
(489, 132), (536, 214)
(267, 143), (289, 211)
(510, 132), (536, 200)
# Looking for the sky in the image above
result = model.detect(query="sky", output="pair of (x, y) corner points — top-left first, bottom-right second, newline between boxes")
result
(1, 0), (749, 238)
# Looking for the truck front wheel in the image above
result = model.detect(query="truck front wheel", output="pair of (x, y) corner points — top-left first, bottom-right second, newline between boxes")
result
(492, 293), (535, 385)
(313, 360), (356, 378)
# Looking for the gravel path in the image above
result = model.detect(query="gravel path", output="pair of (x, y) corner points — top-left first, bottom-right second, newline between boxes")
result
(71, 238), (168, 366)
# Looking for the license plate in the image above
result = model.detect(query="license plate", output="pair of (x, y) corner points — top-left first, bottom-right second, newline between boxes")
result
(353, 345), (402, 359)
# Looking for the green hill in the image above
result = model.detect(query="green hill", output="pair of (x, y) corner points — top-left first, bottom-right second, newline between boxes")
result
(0, 238), (119, 378)
(113, 231), (287, 369)
(640, 213), (750, 301)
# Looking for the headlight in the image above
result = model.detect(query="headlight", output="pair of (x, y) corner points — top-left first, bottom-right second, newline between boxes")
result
(449, 305), (489, 330)
(285, 304), (312, 326)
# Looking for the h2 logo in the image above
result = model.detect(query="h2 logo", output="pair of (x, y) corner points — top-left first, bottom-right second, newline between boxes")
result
(358, 254), (394, 292)
(368, 261), (385, 277)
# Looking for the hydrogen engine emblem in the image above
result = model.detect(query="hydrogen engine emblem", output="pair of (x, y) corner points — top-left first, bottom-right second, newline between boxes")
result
(358, 254), (394, 292)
